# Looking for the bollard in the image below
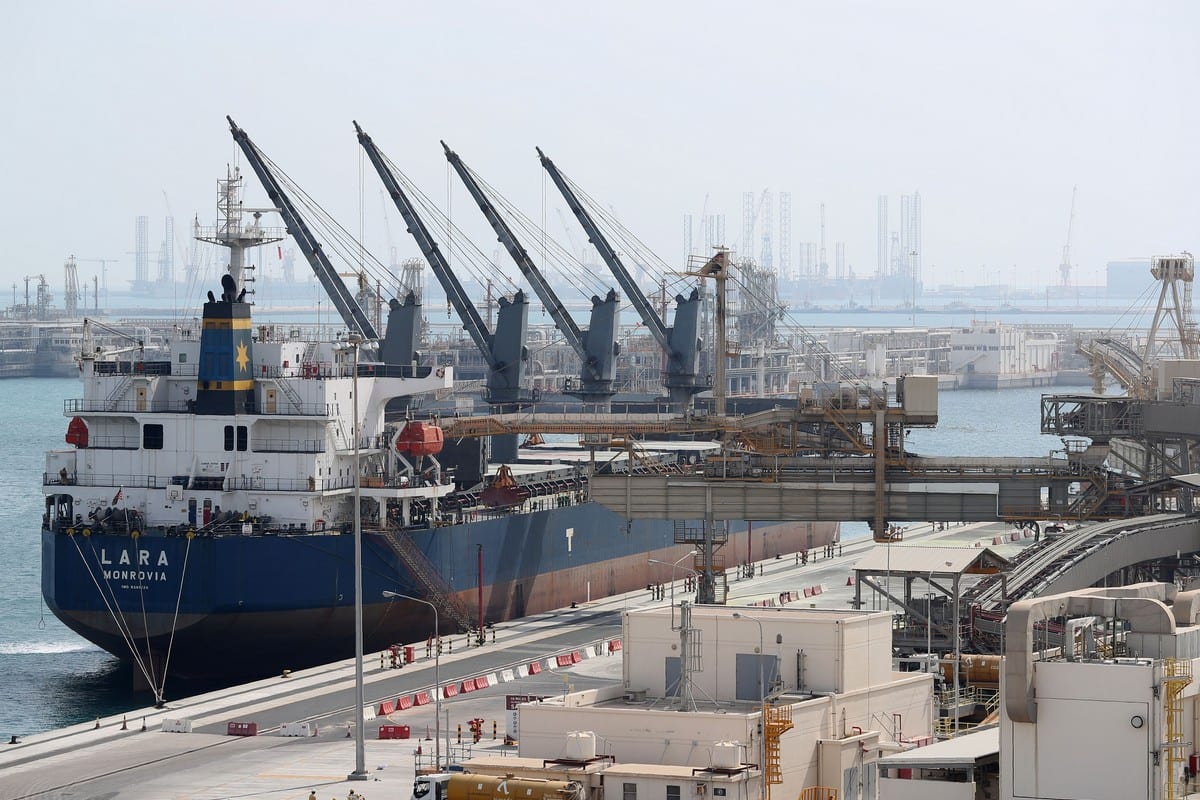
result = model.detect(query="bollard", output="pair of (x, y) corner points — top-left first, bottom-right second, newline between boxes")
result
(493, 720), (498, 740)
(457, 723), (462, 744)
(121, 716), (128, 731)
(94, 718), (100, 729)
(491, 628), (496, 644)
(141, 717), (147, 732)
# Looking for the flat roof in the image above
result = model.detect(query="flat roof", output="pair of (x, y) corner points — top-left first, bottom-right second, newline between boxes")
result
(853, 545), (1008, 575)
(878, 727), (999, 769)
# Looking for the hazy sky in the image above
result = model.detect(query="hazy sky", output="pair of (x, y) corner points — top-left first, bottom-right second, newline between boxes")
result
(4, 1), (1198, 300)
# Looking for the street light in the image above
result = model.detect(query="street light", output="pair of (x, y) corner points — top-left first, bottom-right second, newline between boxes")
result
(648, 550), (698, 630)
(348, 333), (367, 783)
(732, 611), (768, 800)
(383, 591), (441, 770)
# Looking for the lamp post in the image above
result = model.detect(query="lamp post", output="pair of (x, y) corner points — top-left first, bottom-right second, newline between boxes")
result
(648, 550), (698, 631)
(383, 591), (440, 769)
(347, 333), (367, 782)
(732, 611), (768, 800)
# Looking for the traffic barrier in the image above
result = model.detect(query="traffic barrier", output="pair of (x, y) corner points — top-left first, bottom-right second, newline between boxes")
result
(974, 541), (982, 548)
(279, 722), (317, 737)
(485, 672), (498, 685)
(500, 669), (515, 682)
(443, 683), (459, 698)
(227, 722), (258, 736)
(160, 718), (192, 734)
(846, 575), (855, 586)
(570, 651), (583, 664)
(413, 691), (431, 706)
(556, 654), (573, 667)
(1010, 532), (1020, 542)
(803, 588), (813, 598)
(608, 639), (623, 653)
(378, 699), (396, 715)
(397, 695), (414, 710)
(812, 585), (823, 596)
(378, 724), (411, 740)
(363, 705), (377, 721)
(459, 679), (476, 694)
(528, 661), (542, 675)
(476, 675), (490, 689)
(992, 536), (1002, 545)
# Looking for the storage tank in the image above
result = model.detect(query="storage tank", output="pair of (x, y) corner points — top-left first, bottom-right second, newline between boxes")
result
(562, 730), (597, 761)
(711, 741), (741, 770)
(441, 773), (582, 800)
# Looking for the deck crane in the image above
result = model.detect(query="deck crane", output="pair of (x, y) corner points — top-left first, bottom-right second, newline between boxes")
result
(227, 118), (422, 367)
(443, 141), (620, 407)
(356, 122), (531, 417)
(537, 147), (705, 410)
(228, 117), (378, 339)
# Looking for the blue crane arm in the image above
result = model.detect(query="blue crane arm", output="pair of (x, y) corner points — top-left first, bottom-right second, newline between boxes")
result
(443, 141), (585, 357)
(354, 122), (494, 365)
(226, 117), (378, 340)
(537, 147), (670, 350)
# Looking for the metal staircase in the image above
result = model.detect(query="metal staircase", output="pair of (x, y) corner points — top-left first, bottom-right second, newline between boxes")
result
(379, 527), (476, 633)
(1163, 658), (1192, 800)
(763, 703), (794, 795)
(104, 374), (133, 411)
(673, 520), (729, 604)
(273, 377), (305, 413)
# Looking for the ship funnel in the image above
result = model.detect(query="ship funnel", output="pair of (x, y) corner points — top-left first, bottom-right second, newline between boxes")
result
(195, 277), (255, 415)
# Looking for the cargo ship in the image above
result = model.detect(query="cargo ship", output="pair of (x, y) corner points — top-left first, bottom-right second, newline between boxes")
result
(40, 282), (833, 689)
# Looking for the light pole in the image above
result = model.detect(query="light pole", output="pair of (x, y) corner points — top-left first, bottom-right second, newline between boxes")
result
(732, 612), (769, 800)
(383, 591), (441, 770)
(348, 333), (367, 782)
(648, 550), (698, 630)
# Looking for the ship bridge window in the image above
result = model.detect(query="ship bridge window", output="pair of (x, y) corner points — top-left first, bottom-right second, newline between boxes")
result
(224, 425), (248, 452)
(143, 423), (164, 450)
(666, 786), (680, 800)
(623, 784), (637, 800)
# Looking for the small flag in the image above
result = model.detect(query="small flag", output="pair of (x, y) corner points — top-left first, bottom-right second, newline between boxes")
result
(112, 487), (123, 505)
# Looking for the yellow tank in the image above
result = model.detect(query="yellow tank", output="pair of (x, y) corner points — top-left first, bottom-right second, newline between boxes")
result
(415, 773), (583, 800)
(940, 654), (1002, 687)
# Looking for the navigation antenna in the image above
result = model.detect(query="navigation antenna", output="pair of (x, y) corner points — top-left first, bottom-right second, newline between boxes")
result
(194, 165), (285, 299)
(675, 601), (703, 711)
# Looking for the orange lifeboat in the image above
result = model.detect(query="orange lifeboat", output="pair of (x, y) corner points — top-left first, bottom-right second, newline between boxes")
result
(395, 421), (444, 457)
(65, 417), (89, 448)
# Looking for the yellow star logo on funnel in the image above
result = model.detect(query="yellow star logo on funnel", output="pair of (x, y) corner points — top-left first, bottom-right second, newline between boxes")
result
(235, 341), (250, 373)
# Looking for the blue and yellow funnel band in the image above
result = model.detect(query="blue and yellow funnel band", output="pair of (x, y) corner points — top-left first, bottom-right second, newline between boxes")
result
(202, 317), (252, 331)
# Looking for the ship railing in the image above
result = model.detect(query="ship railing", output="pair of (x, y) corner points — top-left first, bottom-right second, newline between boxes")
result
(86, 434), (141, 450)
(251, 438), (326, 454)
(65, 398), (331, 416)
(43, 472), (164, 489)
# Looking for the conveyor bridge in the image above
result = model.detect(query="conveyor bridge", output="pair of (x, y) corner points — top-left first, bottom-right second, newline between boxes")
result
(588, 455), (1161, 524)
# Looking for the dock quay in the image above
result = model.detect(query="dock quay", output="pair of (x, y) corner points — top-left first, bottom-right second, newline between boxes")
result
(1, 520), (1037, 800)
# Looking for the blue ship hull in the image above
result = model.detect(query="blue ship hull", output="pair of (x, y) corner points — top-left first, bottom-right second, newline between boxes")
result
(43, 501), (835, 681)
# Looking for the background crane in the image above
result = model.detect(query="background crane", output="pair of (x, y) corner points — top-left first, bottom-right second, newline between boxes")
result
(1059, 185), (1078, 288)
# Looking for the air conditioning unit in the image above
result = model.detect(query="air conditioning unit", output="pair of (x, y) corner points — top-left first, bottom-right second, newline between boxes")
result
(623, 688), (647, 703)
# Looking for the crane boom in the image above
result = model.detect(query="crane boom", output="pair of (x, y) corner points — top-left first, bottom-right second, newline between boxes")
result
(227, 116), (378, 340)
(356, 122), (530, 406)
(444, 141), (619, 403)
(445, 142), (583, 349)
(538, 147), (704, 409)
(537, 146), (669, 349)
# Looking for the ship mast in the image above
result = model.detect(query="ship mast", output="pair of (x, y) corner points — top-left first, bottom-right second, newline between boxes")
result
(193, 166), (285, 298)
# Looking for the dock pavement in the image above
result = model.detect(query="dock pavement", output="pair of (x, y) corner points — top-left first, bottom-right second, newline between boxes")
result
(0, 519), (1031, 800)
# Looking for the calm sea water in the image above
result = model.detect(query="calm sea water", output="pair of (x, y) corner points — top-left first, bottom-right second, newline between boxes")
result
(0, 379), (1063, 737)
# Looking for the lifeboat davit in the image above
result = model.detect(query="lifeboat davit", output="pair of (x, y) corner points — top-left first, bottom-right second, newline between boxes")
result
(65, 417), (89, 448)
(395, 421), (444, 457)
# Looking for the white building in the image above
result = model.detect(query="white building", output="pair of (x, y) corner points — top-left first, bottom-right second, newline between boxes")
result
(949, 324), (1058, 388)
(512, 604), (934, 800)
(1000, 582), (1200, 800)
